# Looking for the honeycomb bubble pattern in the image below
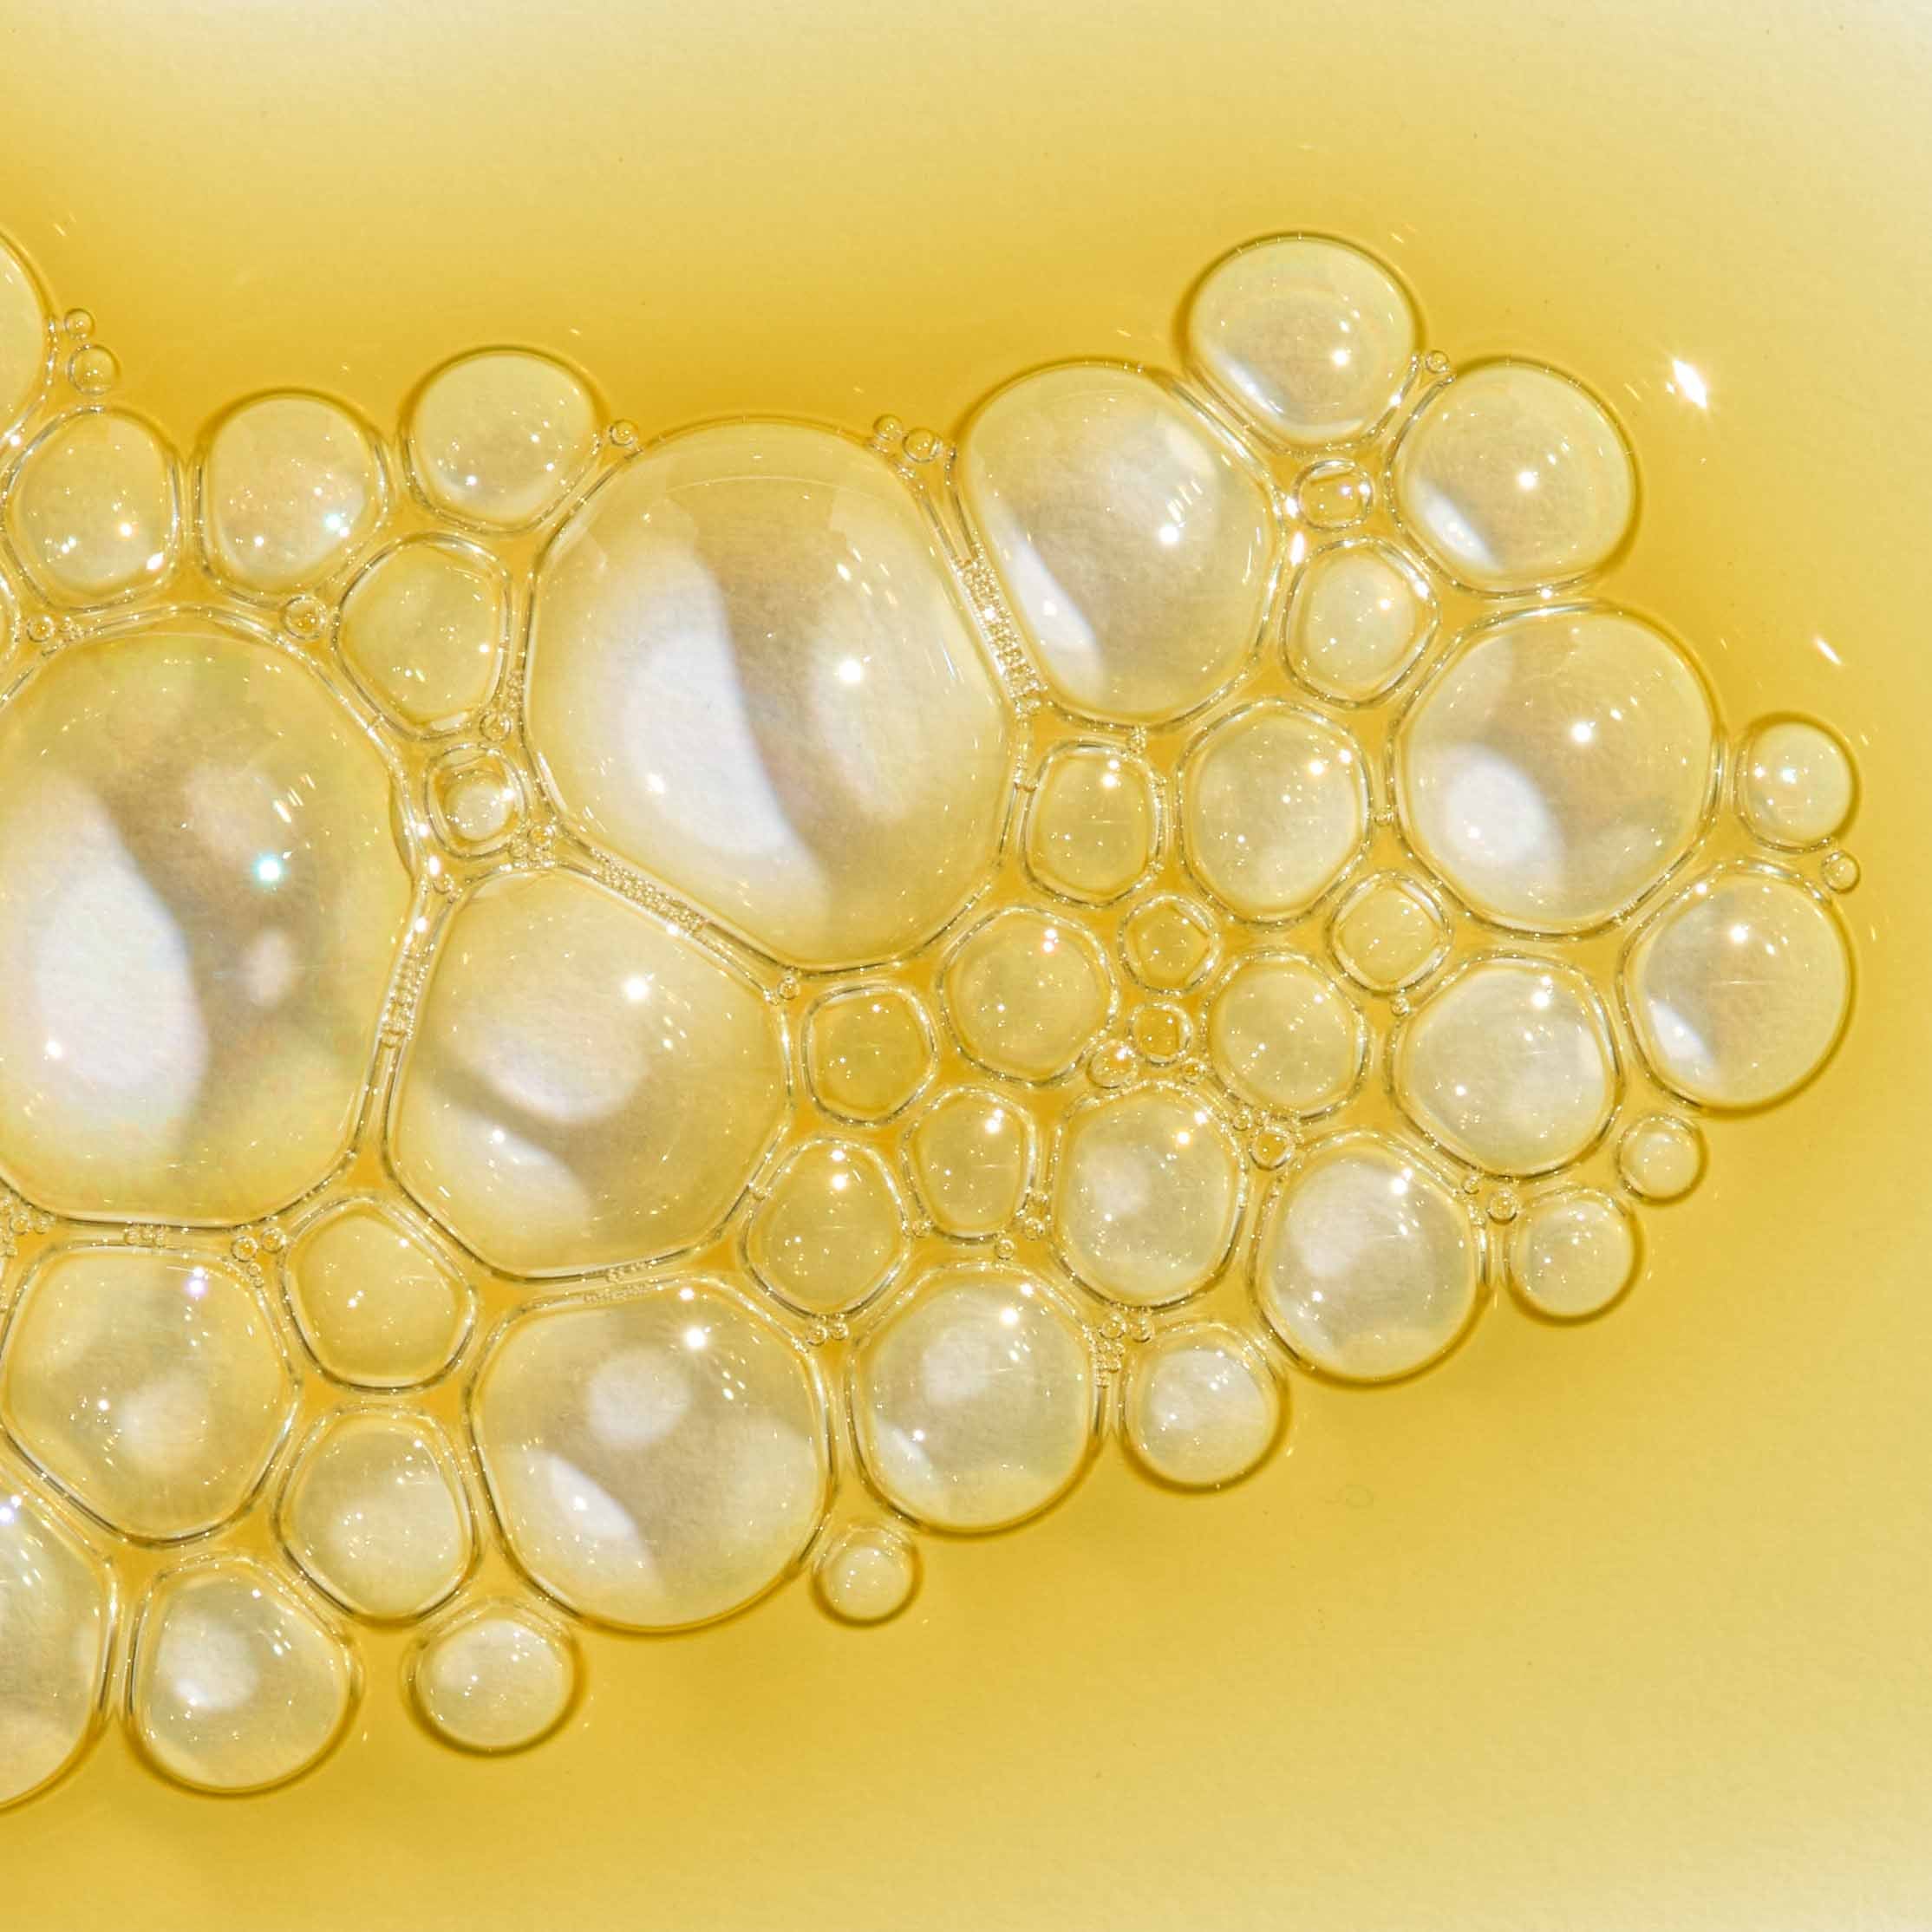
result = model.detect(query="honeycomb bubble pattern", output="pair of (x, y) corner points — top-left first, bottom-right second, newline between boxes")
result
(0, 227), (1861, 1806)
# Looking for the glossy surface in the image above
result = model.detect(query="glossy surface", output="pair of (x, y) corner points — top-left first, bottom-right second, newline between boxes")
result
(1024, 742), (1158, 903)
(745, 1139), (906, 1315)
(813, 1524), (921, 1625)
(1736, 716), (1856, 847)
(905, 1088), (1034, 1237)
(338, 538), (505, 733)
(1206, 952), (1363, 1114)
(1615, 1113), (1705, 1202)
(1328, 873), (1448, 993)
(409, 1599), (577, 1753)
(803, 985), (933, 1123)
(1508, 1188), (1640, 1319)
(1284, 538), (1435, 702)
(942, 907), (1112, 1080)
(1121, 1323), (1282, 1488)
(5, 408), (176, 603)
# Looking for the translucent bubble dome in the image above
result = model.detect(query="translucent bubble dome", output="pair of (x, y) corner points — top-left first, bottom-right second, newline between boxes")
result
(0, 225), (1865, 1801)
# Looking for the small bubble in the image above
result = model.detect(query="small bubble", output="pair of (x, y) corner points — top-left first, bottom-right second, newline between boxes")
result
(1486, 1187), (1520, 1224)
(62, 308), (94, 342)
(1822, 849), (1861, 894)
(1088, 1038), (1139, 1089)
(67, 345), (119, 397)
(903, 428), (943, 463)
(282, 594), (328, 641)
(1129, 1002), (1190, 1063)
(1247, 1122), (1296, 1169)
(607, 419), (640, 449)
(1294, 459), (1374, 531)
(26, 615), (55, 645)
(871, 414), (905, 446)
(993, 1235), (1017, 1260)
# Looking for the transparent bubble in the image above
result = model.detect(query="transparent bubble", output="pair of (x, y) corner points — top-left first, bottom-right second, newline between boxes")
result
(1186, 234), (1417, 445)
(1623, 865), (1850, 1110)
(1329, 872), (1450, 994)
(958, 364), (1273, 723)
(1616, 1113), (1705, 1202)
(1129, 1001), (1190, 1062)
(1736, 716), (1857, 848)
(1393, 361), (1635, 591)
(0, 1464), (114, 1809)
(813, 1524), (921, 1626)
(852, 1265), (1094, 1532)
(406, 349), (599, 530)
(746, 1139), (907, 1316)
(428, 747), (524, 854)
(942, 907), (1112, 1080)
(1394, 957), (1617, 1173)
(1508, 1188), (1640, 1320)
(337, 537), (506, 734)
(66, 344), (119, 399)
(1023, 742), (1159, 904)
(471, 1282), (828, 1629)
(528, 422), (1012, 969)
(905, 1087), (1034, 1238)
(389, 869), (787, 1276)
(1121, 895), (1219, 993)
(279, 1412), (472, 1622)
(1822, 850), (1862, 894)
(4, 409), (177, 604)
(1294, 460), (1374, 530)
(199, 392), (382, 596)
(1052, 1087), (1243, 1307)
(1396, 605), (1715, 932)
(409, 1598), (578, 1754)
(1182, 702), (1366, 919)
(0, 235), (47, 428)
(1256, 1132), (1481, 1381)
(0, 1246), (292, 1541)
(1285, 538), (1435, 703)
(1207, 951), (1364, 1115)
(804, 983), (934, 1123)
(1122, 1323), (1283, 1490)
(130, 1557), (356, 1793)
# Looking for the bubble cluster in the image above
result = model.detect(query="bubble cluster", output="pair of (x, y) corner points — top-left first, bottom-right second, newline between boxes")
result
(0, 225), (1863, 1804)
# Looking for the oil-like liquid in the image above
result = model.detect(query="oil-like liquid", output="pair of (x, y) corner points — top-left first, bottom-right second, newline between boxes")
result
(2, 4), (1929, 1928)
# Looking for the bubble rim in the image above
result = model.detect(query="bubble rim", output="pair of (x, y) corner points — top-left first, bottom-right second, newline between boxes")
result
(1282, 532), (1440, 708)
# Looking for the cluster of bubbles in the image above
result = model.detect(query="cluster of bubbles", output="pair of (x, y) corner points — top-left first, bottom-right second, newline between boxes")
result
(0, 225), (1860, 1807)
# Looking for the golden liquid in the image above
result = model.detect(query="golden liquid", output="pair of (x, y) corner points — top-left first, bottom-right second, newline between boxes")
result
(3, 2), (1931, 1925)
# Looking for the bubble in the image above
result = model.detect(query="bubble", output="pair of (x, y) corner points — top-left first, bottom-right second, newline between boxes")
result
(61, 309), (93, 343)
(1087, 1037), (1141, 1090)
(1121, 895), (1219, 993)
(1396, 605), (1715, 933)
(0, 630), (412, 1222)
(813, 1524), (921, 1625)
(1294, 460), (1374, 529)
(746, 1139), (907, 1316)
(1023, 742), (1159, 904)
(405, 349), (599, 530)
(958, 364), (1273, 723)
(470, 1281), (828, 1628)
(852, 1264), (1094, 1532)
(283, 1199), (472, 1390)
(1394, 957), (1617, 1173)
(1122, 1323), (1283, 1490)
(337, 538), (508, 735)
(279, 1412), (472, 1622)
(66, 345), (119, 398)
(0, 235), (48, 430)
(389, 869), (787, 1276)
(1052, 1087), (1243, 1307)
(428, 747), (524, 854)
(1185, 234), (1417, 445)
(198, 392), (383, 596)
(1329, 871), (1450, 994)
(129, 1557), (356, 1794)
(4, 409), (179, 604)
(1128, 1001), (1190, 1062)
(1285, 538), (1436, 704)
(905, 1087), (1035, 1238)
(942, 907), (1112, 1081)
(1616, 1113), (1704, 1202)
(1392, 361), (1635, 591)
(1206, 951), (1364, 1115)
(1508, 1188), (1640, 1320)
(1623, 865), (1850, 1110)
(1255, 1132), (1481, 1382)
(0, 1245), (293, 1541)
(1822, 849), (1862, 894)
(1736, 716), (1857, 848)
(527, 422), (1012, 969)
(409, 1598), (578, 1753)
(1181, 702), (1367, 919)
(0, 1464), (114, 1809)
(804, 983), (935, 1123)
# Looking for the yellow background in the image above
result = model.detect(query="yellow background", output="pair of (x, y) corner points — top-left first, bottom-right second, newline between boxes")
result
(3, 3), (1929, 1925)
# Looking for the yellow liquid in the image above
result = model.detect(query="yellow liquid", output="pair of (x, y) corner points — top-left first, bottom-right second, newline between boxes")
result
(3, 2), (1931, 1926)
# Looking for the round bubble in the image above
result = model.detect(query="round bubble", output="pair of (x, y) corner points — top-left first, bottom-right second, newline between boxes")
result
(746, 1139), (906, 1316)
(1024, 743), (1159, 904)
(1616, 1114), (1704, 1202)
(813, 1524), (921, 1625)
(1123, 1324), (1283, 1489)
(943, 908), (1112, 1081)
(906, 1087), (1034, 1238)
(1207, 952), (1363, 1115)
(1509, 1189), (1640, 1319)
(5, 410), (178, 604)
(410, 1600), (578, 1753)
(1286, 539), (1436, 703)
(1737, 717), (1856, 848)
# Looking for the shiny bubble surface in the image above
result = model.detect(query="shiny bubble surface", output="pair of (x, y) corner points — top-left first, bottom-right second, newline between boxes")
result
(199, 392), (382, 595)
(1122, 1323), (1283, 1490)
(0, 238), (46, 429)
(4, 408), (177, 604)
(804, 984), (933, 1123)
(1329, 872), (1449, 994)
(1187, 235), (1416, 445)
(1397, 606), (1715, 933)
(1256, 1133), (1480, 1381)
(1286, 538), (1436, 703)
(1624, 866), (1850, 1110)
(429, 748), (522, 854)
(279, 1413), (471, 1622)
(1052, 1088), (1243, 1306)
(527, 422), (1012, 969)
(1207, 951), (1363, 1115)
(1395, 957), (1617, 1173)
(1393, 362), (1635, 591)
(1616, 1113), (1705, 1202)
(1737, 716), (1857, 848)
(0, 630), (412, 1223)
(1121, 895), (1218, 991)
(406, 349), (598, 530)
(0, 1246), (291, 1541)
(746, 1139), (907, 1316)
(1023, 743), (1158, 904)
(338, 538), (506, 734)
(1182, 702), (1366, 919)
(409, 1599), (577, 1753)
(1508, 1188), (1640, 1320)
(813, 1523), (921, 1626)
(471, 1283), (828, 1629)
(852, 1265), (1094, 1532)
(942, 907), (1112, 1081)
(906, 1087), (1034, 1238)
(129, 1557), (355, 1794)
(959, 364), (1273, 723)
(389, 869), (787, 1276)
